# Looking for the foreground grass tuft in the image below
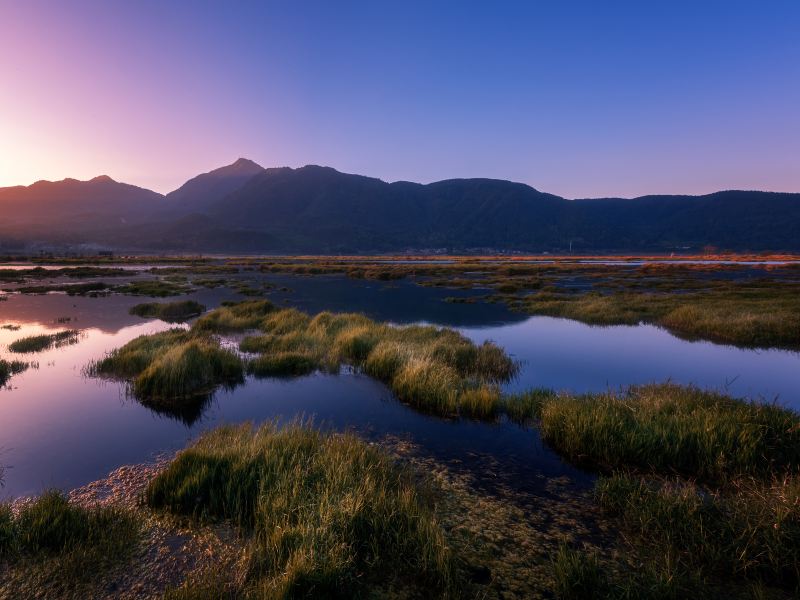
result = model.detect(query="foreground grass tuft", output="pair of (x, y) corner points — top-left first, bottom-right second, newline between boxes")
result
(129, 300), (206, 322)
(8, 330), (81, 353)
(597, 473), (800, 588)
(147, 423), (461, 597)
(0, 491), (140, 596)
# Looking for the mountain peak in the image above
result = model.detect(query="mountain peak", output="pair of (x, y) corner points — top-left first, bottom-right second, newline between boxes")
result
(91, 175), (116, 183)
(231, 157), (262, 169)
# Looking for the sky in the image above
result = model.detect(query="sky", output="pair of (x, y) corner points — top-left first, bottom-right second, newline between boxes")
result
(1, 1), (798, 198)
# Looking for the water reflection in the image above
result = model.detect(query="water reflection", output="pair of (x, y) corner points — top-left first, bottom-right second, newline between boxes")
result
(1, 276), (799, 501)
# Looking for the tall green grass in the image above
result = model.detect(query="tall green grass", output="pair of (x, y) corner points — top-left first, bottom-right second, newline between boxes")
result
(597, 473), (800, 587)
(129, 300), (206, 322)
(147, 423), (461, 598)
(0, 491), (139, 594)
(90, 329), (244, 405)
(8, 330), (81, 353)
(528, 384), (800, 482)
(193, 300), (276, 332)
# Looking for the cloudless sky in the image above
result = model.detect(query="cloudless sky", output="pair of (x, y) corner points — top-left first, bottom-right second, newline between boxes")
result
(1, 1), (798, 197)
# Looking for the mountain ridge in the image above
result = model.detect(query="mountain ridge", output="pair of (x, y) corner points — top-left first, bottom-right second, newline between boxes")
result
(1, 160), (798, 253)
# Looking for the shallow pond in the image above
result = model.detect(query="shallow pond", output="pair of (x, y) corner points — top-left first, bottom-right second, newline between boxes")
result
(1, 273), (798, 499)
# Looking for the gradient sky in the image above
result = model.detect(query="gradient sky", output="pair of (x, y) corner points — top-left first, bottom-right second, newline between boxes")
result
(1, 1), (798, 198)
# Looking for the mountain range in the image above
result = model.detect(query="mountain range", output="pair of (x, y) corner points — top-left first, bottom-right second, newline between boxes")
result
(1, 158), (798, 253)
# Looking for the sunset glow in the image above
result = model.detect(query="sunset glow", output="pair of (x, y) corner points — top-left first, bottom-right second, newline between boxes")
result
(2, 1), (798, 197)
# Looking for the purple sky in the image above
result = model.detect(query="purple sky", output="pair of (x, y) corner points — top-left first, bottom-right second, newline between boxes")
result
(1, 1), (798, 198)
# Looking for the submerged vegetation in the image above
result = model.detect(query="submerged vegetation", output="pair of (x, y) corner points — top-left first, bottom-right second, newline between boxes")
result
(0, 491), (140, 597)
(129, 300), (206, 322)
(8, 329), (81, 353)
(149, 422), (460, 598)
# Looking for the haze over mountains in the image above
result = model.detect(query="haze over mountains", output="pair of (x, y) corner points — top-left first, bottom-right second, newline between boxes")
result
(1, 159), (798, 253)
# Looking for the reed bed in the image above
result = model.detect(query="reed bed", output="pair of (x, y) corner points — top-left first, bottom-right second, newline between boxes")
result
(129, 300), (206, 322)
(597, 473), (800, 589)
(147, 422), (461, 598)
(0, 359), (29, 386)
(237, 306), (518, 417)
(8, 330), (81, 353)
(89, 329), (244, 405)
(514, 383), (800, 482)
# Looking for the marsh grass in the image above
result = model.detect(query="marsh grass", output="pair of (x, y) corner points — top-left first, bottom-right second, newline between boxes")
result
(146, 423), (461, 598)
(129, 300), (206, 322)
(551, 544), (610, 599)
(89, 329), (244, 406)
(8, 329), (81, 353)
(501, 388), (557, 425)
(518, 283), (800, 350)
(0, 491), (140, 595)
(114, 279), (191, 297)
(551, 543), (693, 600)
(597, 473), (800, 587)
(233, 306), (518, 417)
(529, 383), (800, 482)
(0, 359), (29, 386)
(15, 281), (112, 296)
(193, 300), (276, 332)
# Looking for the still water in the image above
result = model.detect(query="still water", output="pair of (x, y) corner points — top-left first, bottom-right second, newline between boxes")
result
(1, 274), (798, 499)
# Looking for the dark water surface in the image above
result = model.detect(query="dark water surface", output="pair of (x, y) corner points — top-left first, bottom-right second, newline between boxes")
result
(1, 273), (798, 499)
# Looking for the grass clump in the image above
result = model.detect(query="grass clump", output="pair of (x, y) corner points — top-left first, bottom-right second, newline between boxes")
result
(193, 300), (276, 332)
(0, 358), (29, 386)
(531, 383), (800, 482)
(597, 473), (800, 588)
(551, 544), (611, 599)
(129, 300), (206, 322)
(8, 329), (81, 353)
(231, 305), (518, 417)
(90, 329), (244, 406)
(146, 423), (461, 597)
(114, 279), (191, 297)
(247, 351), (319, 377)
(0, 490), (139, 596)
(501, 388), (558, 425)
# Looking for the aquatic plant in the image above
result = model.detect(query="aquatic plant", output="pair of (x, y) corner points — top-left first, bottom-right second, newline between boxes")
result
(232, 306), (518, 417)
(0, 359), (30, 386)
(8, 330), (81, 353)
(90, 329), (244, 406)
(193, 299), (276, 332)
(129, 300), (206, 322)
(114, 279), (191, 297)
(147, 423), (460, 597)
(0, 490), (139, 594)
(597, 473), (800, 587)
(16, 281), (112, 296)
(530, 383), (800, 482)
